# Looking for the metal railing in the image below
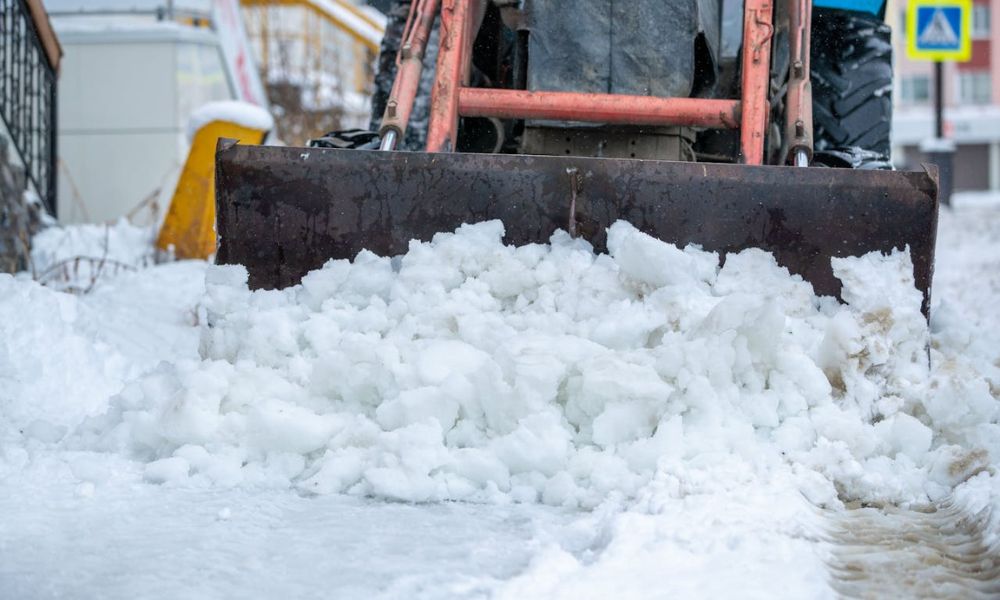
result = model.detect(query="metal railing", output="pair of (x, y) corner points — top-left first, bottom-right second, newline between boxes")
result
(1, 0), (58, 215)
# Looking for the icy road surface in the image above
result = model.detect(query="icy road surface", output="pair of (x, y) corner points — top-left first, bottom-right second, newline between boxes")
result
(2, 203), (999, 599)
(1, 479), (572, 599)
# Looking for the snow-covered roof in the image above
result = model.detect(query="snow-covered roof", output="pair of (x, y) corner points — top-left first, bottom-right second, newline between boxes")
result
(51, 14), (219, 44)
(44, 0), (212, 15)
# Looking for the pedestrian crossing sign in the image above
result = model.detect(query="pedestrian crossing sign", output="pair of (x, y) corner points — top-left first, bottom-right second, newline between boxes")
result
(907, 0), (972, 61)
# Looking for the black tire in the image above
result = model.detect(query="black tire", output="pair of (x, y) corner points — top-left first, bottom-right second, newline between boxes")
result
(810, 8), (893, 166)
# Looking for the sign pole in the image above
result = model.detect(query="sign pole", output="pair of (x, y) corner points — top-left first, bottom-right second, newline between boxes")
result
(908, 0), (970, 207)
(926, 60), (954, 206)
(934, 61), (944, 139)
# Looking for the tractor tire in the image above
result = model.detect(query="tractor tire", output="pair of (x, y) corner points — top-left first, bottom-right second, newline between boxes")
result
(810, 8), (893, 168)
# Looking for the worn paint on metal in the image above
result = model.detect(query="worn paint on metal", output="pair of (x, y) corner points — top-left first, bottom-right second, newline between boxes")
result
(215, 142), (939, 315)
(458, 89), (741, 129)
(740, 0), (775, 165)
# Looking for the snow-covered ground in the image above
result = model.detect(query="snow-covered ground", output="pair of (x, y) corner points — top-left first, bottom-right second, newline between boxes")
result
(1, 203), (998, 599)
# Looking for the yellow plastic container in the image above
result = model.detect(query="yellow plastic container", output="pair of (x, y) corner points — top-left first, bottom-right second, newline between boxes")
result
(156, 120), (268, 259)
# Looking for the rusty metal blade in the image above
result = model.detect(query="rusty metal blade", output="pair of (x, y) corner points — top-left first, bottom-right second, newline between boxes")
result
(215, 141), (939, 314)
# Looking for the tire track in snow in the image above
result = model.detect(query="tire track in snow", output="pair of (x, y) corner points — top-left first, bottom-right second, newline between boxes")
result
(824, 499), (1000, 599)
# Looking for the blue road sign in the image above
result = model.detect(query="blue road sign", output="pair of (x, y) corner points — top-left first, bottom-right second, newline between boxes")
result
(918, 6), (961, 49)
(908, 0), (972, 61)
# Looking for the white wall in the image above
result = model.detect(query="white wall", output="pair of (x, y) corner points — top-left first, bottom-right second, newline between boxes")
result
(54, 23), (233, 224)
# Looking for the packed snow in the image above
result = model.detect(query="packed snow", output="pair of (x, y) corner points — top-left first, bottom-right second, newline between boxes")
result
(1, 205), (998, 598)
(186, 100), (275, 141)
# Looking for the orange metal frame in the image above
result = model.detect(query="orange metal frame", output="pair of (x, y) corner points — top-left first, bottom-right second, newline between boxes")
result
(379, 0), (441, 146)
(425, 0), (775, 165)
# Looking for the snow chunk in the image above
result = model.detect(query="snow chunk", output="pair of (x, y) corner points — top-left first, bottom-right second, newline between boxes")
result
(607, 221), (718, 289)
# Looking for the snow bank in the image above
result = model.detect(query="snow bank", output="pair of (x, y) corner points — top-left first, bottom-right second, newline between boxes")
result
(31, 218), (157, 291)
(186, 101), (274, 142)
(0, 276), (122, 440)
(1, 261), (205, 445)
(32, 218), (155, 272)
(72, 221), (1000, 508)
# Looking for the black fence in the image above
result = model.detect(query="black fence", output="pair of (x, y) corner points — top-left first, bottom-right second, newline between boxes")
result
(1, 0), (57, 215)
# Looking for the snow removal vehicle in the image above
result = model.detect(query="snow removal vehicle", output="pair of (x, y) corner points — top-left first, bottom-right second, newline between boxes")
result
(215, 0), (939, 314)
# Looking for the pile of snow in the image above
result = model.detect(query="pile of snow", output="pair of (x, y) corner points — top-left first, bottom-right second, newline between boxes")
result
(3, 213), (1000, 598)
(70, 221), (999, 508)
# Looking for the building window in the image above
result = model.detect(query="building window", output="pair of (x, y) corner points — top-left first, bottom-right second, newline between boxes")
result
(900, 75), (931, 104)
(973, 3), (990, 38)
(958, 70), (992, 104)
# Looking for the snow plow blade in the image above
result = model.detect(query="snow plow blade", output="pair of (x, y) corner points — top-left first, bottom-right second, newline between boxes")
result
(215, 141), (939, 314)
